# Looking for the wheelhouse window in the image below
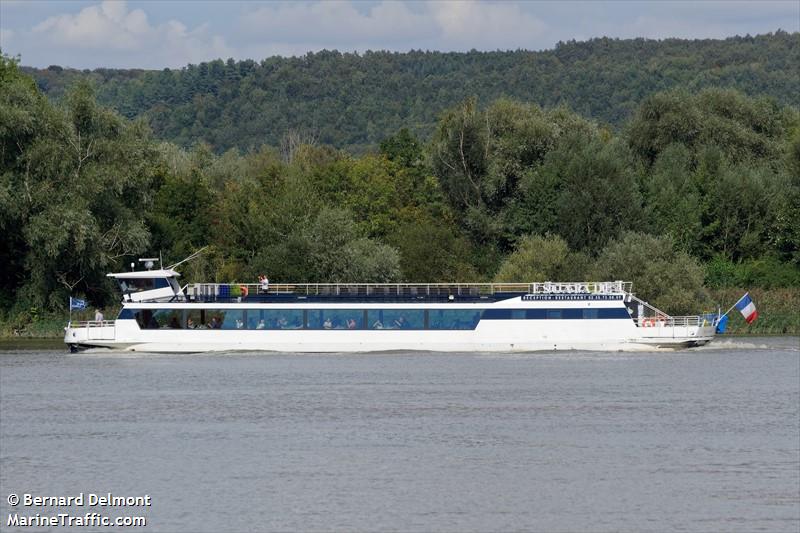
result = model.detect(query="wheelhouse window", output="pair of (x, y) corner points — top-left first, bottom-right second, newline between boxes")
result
(118, 278), (170, 294)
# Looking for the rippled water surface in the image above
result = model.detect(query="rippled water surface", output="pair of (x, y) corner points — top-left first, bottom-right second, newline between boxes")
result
(2, 337), (799, 532)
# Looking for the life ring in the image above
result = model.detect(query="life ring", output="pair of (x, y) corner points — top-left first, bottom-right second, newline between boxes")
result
(239, 285), (249, 298)
(642, 317), (655, 327)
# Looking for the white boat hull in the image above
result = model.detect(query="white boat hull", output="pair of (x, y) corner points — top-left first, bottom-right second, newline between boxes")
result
(65, 317), (716, 353)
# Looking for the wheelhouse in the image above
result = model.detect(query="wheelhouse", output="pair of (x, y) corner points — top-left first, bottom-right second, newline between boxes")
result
(108, 269), (183, 303)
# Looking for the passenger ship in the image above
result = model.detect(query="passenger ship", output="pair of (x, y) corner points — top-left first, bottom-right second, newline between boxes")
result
(64, 265), (717, 353)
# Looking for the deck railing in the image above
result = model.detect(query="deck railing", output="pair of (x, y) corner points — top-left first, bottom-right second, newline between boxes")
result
(635, 314), (716, 338)
(68, 320), (116, 328)
(634, 315), (703, 328)
(67, 320), (116, 340)
(187, 280), (633, 300)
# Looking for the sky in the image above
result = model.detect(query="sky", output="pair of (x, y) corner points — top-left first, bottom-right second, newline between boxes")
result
(1, 0), (798, 69)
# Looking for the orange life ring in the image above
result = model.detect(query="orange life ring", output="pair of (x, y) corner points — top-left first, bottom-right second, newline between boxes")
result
(239, 285), (249, 298)
(642, 317), (655, 327)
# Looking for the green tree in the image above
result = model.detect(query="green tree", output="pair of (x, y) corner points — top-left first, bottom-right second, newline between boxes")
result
(493, 234), (588, 282)
(627, 88), (794, 166)
(641, 144), (703, 252)
(1, 60), (161, 310)
(590, 232), (709, 314)
(541, 134), (642, 252)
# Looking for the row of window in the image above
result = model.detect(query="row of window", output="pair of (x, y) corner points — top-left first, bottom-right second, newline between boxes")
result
(120, 307), (630, 331)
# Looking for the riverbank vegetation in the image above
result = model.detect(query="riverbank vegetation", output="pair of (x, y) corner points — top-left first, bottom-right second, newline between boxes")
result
(2, 40), (798, 336)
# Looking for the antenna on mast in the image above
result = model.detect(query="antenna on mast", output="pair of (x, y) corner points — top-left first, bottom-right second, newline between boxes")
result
(167, 246), (209, 271)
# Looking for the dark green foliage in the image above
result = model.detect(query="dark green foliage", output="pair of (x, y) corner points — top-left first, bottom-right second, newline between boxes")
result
(627, 87), (796, 166)
(430, 99), (601, 246)
(536, 134), (642, 251)
(380, 128), (423, 168)
(705, 256), (800, 289)
(1, 55), (161, 311)
(21, 32), (800, 153)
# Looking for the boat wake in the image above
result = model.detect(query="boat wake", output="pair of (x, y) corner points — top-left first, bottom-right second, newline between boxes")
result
(692, 337), (799, 352)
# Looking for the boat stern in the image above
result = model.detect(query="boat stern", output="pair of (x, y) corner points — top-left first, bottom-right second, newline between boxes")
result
(634, 317), (717, 349)
(64, 320), (116, 351)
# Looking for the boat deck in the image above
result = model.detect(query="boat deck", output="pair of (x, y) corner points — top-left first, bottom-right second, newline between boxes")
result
(182, 281), (633, 304)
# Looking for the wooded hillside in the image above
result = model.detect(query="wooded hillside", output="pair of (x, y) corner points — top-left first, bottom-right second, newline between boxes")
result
(21, 32), (800, 153)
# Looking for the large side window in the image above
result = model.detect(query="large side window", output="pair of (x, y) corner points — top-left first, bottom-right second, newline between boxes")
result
(135, 309), (182, 329)
(428, 310), (481, 330)
(248, 310), (304, 330)
(308, 309), (363, 330)
(221, 309), (245, 330)
(186, 309), (207, 329)
(367, 309), (424, 330)
(204, 310), (227, 329)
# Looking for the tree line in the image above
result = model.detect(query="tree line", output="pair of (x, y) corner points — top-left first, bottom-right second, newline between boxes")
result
(1, 51), (798, 329)
(21, 32), (800, 153)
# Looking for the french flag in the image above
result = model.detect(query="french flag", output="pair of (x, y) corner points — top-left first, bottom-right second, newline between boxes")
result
(734, 293), (758, 324)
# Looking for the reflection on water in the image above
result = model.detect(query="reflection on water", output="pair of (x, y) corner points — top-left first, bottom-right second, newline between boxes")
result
(1, 337), (798, 532)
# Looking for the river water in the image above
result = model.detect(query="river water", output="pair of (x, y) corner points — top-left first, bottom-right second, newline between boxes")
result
(1, 337), (798, 532)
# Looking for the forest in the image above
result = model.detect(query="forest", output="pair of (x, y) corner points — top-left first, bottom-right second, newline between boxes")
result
(1, 35), (799, 336)
(22, 32), (800, 153)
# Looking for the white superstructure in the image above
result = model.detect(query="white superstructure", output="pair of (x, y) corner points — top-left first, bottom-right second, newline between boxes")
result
(64, 271), (717, 353)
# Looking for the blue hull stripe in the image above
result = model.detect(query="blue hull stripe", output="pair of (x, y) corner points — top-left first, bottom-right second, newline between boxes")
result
(482, 308), (630, 320)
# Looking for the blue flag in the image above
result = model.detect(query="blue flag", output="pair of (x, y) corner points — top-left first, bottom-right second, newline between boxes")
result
(715, 314), (729, 334)
(69, 297), (87, 310)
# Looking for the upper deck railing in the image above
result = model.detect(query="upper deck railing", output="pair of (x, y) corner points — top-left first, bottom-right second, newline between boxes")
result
(185, 280), (633, 300)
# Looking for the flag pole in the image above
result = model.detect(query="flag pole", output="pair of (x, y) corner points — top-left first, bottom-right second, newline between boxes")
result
(68, 296), (72, 327)
(720, 292), (748, 320)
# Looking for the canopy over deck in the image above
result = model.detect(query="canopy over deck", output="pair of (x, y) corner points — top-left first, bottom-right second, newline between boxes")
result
(108, 269), (181, 279)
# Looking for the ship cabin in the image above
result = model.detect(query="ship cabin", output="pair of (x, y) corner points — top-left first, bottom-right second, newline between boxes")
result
(108, 269), (184, 303)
